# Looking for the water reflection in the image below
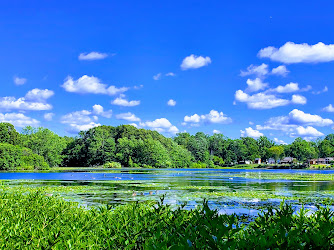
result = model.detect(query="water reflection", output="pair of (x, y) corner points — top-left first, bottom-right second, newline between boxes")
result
(1, 168), (334, 214)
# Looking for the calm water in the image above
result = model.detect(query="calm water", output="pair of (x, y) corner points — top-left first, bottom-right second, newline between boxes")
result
(1, 168), (334, 215)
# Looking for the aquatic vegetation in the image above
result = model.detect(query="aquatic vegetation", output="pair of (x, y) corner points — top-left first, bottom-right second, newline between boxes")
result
(1, 190), (334, 249)
(231, 172), (334, 181)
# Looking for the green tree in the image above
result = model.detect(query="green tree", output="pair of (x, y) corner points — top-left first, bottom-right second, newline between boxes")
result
(0, 123), (20, 145)
(257, 136), (275, 161)
(267, 146), (284, 162)
(286, 138), (318, 162)
(0, 143), (49, 170)
(21, 126), (68, 167)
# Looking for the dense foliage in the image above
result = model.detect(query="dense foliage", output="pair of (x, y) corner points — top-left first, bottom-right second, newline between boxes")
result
(2, 121), (334, 169)
(0, 143), (49, 170)
(1, 190), (334, 249)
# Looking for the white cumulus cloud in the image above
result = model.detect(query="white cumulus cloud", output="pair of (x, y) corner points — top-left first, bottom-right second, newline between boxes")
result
(288, 109), (333, 126)
(167, 99), (176, 106)
(291, 95), (307, 105)
(240, 63), (268, 77)
(181, 54), (211, 70)
(240, 127), (264, 138)
(235, 90), (290, 109)
(0, 113), (39, 127)
(0, 88), (54, 111)
(271, 65), (289, 76)
(256, 109), (331, 139)
(246, 78), (268, 92)
(184, 110), (232, 126)
(62, 75), (128, 95)
(140, 118), (179, 134)
(111, 96), (140, 107)
(78, 52), (108, 60)
(116, 112), (140, 122)
(258, 42), (334, 64)
(25, 88), (54, 102)
(323, 104), (334, 112)
(294, 126), (324, 137)
(274, 83), (299, 93)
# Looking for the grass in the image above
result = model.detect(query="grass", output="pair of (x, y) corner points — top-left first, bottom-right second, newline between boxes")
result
(1, 188), (334, 249)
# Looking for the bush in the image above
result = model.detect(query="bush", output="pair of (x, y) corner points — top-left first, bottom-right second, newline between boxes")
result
(2, 190), (334, 249)
(212, 156), (225, 166)
(191, 161), (208, 168)
(0, 143), (49, 170)
(103, 161), (122, 168)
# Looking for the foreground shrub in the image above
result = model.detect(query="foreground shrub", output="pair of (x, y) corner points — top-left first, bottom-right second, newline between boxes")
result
(1, 189), (334, 249)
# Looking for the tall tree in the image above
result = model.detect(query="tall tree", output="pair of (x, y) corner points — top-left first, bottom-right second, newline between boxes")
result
(21, 126), (68, 167)
(0, 123), (20, 145)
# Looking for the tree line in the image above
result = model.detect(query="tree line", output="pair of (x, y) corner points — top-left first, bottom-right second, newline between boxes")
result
(0, 122), (334, 170)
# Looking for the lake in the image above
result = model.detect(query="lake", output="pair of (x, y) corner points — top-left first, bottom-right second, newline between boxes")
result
(1, 168), (334, 215)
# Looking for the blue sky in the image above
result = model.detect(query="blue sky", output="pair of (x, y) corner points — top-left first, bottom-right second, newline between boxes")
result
(1, 0), (334, 143)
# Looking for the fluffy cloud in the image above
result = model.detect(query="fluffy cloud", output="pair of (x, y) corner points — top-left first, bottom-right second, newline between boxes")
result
(258, 42), (334, 64)
(246, 78), (268, 92)
(165, 72), (176, 76)
(78, 52), (108, 60)
(62, 75), (128, 95)
(153, 73), (161, 80)
(271, 65), (289, 76)
(235, 90), (290, 109)
(323, 104), (334, 112)
(256, 109), (331, 139)
(167, 99), (176, 106)
(181, 54), (211, 70)
(111, 96), (140, 107)
(140, 118), (179, 134)
(294, 126), (324, 137)
(291, 95), (307, 105)
(61, 105), (113, 133)
(184, 114), (201, 123)
(25, 88), (54, 102)
(92, 104), (112, 118)
(273, 83), (299, 93)
(116, 112), (140, 122)
(0, 97), (52, 111)
(61, 110), (101, 133)
(240, 127), (264, 138)
(240, 63), (268, 77)
(288, 109), (333, 126)
(44, 113), (54, 121)
(213, 129), (221, 134)
(0, 88), (54, 111)
(13, 76), (27, 85)
(184, 110), (232, 126)
(0, 113), (39, 127)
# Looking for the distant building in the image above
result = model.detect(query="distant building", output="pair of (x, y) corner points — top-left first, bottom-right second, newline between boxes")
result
(254, 158), (261, 164)
(309, 157), (334, 165)
(267, 158), (275, 164)
(280, 157), (295, 164)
